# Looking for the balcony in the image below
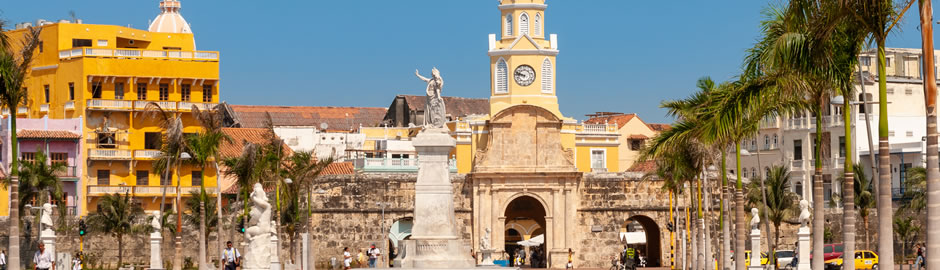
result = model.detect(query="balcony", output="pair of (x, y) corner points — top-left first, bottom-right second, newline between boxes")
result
(88, 149), (132, 160)
(54, 166), (79, 179)
(579, 123), (618, 134)
(64, 101), (75, 111)
(39, 104), (49, 113)
(87, 99), (133, 111)
(353, 157), (458, 173)
(134, 150), (162, 160)
(86, 185), (219, 196)
(135, 100), (177, 111)
(178, 102), (215, 112)
(17, 106), (28, 115)
(791, 160), (805, 171)
(2, 108), (9, 116)
(59, 48), (220, 62)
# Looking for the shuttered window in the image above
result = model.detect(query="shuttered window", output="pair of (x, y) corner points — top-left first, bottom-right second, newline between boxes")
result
(496, 59), (508, 94)
(535, 13), (542, 36)
(519, 13), (529, 36)
(541, 58), (553, 93)
(505, 14), (513, 37)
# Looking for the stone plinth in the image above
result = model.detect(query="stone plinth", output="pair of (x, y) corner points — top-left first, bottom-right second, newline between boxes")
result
(41, 229), (56, 263)
(270, 234), (281, 270)
(150, 233), (164, 270)
(749, 229), (761, 270)
(400, 128), (475, 269)
(797, 227), (810, 270)
(477, 249), (495, 266)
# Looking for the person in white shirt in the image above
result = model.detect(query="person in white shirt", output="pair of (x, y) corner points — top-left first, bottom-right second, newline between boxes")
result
(221, 241), (241, 270)
(1, 249), (8, 270)
(343, 247), (351, 270)
(367, 244), (381, 268)
(33, 243), (54, 270)
(71, 252), (81, 270)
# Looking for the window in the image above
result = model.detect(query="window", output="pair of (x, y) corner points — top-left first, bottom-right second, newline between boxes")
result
(191, 171), (203, 186)
(751, 167), (757, 179)
(861, 56), (871, 66)
(742, 168), (748, 178)
(43, 85), (50, 103)
(764, 135), (770, 150)
(765, 167), (770, 178)
(630, 139), (642, 151)
(794, 139), (803, 160)
(887, 88), (894, 94)
(906, 88), (913, 95)
(534, 13), (542, 36)
(20, 152), (36, 163)
(161, 173), (171, 186)
(181, 84), (191, 102)
(907, 131), (914, 137)
(68, 82), (75, 100)
(505, 14), (513, 37)
(39, 41), (43, 53)
(72, 39), (92, 47)
(137, 83), (147, 100)
(50, 152), (67, 166)
(115, 83), (124, 100)
(159, 83), (169, 101)
(750, 139), (757, 151)
(590, 149), (606, 170)
(519, 13), (529, 36)
(773, 134), (778, 149)
(202, 85), (213, 102)
(136, 171), (149, 186)
(839, 136), (846, 158)
(858, 93), (872, 113)
(794, 179), (803, 198)
(900, 163), (913, 186)
(97, 39), (108, 47)
(495, 59), (508, 94)
(145, 132), (162, 150)
(96, 132), (116, 148)
(92, 82), (102, 99)
(97, 170), (110, 185)
(889, 130), (896, 137)
(886, 59), (891, 67)
(541, 58), (553, 93)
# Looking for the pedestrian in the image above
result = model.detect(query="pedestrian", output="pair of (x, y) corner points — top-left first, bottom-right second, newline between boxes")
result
(33, 243), (55, 270)
(343, 247), (352, 270)
(222, 241), (241, 270)
(368, 244), (380, 268)
(1, 249), (7, 270)
(357, 249), (367, 267)
(71, 252), (81, 270)
(566, 248), (573, 270)
(916, 243), (925, 270)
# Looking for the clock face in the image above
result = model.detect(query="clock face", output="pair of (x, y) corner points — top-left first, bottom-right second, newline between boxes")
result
(514, 65), (536, 86)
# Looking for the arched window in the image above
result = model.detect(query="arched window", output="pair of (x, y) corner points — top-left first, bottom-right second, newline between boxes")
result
(495, 59), (508, 94)
(764, 135), (770, 149)
(751, 167), (757, 179)
(742, 168), (748, 178)
(765, 167), (771, 178)
(505, 14), (513, 37)
(541, 58), (553, 93)
(773, 134), (778, 149)
(519, 13), (529, 36)
(534, 13), (542, 36)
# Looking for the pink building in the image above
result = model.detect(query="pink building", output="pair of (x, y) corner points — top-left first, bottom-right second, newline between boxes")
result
(1, 116), (83, 215)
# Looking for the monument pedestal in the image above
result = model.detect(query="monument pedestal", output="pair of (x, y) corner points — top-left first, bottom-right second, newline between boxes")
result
(150, 233), (164, 270)
(797, 227), (810, 270)
(270, 234), (281, 270)
(41, 230), (56, 262)
(477, 249), (496, 266)
(399, 129), (474, 269)
(749, 229), (761, 270)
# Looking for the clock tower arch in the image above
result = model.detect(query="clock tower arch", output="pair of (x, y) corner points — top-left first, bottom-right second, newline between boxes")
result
(488, 0), (563, 118)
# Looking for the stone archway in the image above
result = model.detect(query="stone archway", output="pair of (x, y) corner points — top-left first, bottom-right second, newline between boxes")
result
(504, 195), (548, 268)
(623, 215), (663, 267)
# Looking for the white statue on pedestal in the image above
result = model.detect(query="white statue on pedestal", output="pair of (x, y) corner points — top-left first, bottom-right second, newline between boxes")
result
(150, 214), (164, 270)
(798, 200), (810, 228)
(480, 228), (491, 250)
(245, 183), (273, 270)
(415, 68), (446, 129)
(40, 203), (55, 235)
(749, 208), (761, 230)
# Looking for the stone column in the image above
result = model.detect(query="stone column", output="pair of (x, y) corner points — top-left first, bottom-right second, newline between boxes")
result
(749, 229), (761, 270)
(797, 227), (810, 270)
(150, 232), (164, 270)
(301, 233), (309, 270)
(405, 128), (475, 268)
(40, 230), (56, 266)
(270, 234), (281, 270)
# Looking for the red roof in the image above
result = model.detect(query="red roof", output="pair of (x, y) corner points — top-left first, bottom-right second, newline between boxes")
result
(322, 162), (355, 175)
(584, 113), (636, 129)
(646, 123), (671, 132)
(627, 160), (658, 173)
(228, 105), (387, 131)
(219, 128), (293, 159)
(17, 130), (81, 140)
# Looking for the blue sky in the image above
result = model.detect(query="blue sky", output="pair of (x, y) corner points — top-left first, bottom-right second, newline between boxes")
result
(2, 1), (937, 123)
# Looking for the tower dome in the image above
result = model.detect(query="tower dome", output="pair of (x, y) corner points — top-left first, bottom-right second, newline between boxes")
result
(148, 0), (192, 34)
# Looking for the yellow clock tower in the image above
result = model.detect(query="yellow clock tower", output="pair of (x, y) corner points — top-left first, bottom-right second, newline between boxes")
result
(488, 0), (564, 118)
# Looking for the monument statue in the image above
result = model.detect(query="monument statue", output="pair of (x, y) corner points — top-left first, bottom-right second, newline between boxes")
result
(150, 213), (164, 269)
(245, 183), (274, 270)
(750, 208), (761, 230)
(40, 203), (54, 234)
(480, 228), (491, 250)
(798, 200), (810, 228)
(415, 68), (446, 129)
(152, 215), (162, 232)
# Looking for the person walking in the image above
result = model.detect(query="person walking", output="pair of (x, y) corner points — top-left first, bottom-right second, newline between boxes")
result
(343, 247), (352, 270)
(33, 243), (55, 270)
(566, 248), (573, 270)
(70, 253), (81, 270)
(368, 244), (380, 268)
(221, 241), (241, 270)
(1, 250), (7, 270)
(916, 243), (925, 270)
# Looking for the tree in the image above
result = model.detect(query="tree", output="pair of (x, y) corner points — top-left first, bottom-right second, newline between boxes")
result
(86, 192), (150, 267)
(2, 148), (66, 215)
(183, 189), (218, 255)
(145, 102), (188, 270)
(281, 151), (333, 263)
(188, 105), (231, 270)
(901, 167), (926, 214)
(0, 22), (42, 270)
(916, 0), (940, 263)
(746, 166), (799, 270)
(894, 215), (920, 264)
(844, 163), (875, 250)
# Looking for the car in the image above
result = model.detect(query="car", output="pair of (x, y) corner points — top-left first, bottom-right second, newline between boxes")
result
(824, 243), (845, 261)
(745, 251), (769, 266)
(824, 250), (879, 270)
(775, 250), (796, 268)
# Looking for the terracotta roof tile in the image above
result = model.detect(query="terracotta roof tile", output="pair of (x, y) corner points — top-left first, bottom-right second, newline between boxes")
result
(219, 128), (292, 159)
(229, 105), (387, 131)
(627, 160), (658, 173)
(584, 113), (636, 129)
(17, 130), (81, 140)
(322, 162), (354, 175)
(647, 123), (671, 132)
(398, 95), (489, 119)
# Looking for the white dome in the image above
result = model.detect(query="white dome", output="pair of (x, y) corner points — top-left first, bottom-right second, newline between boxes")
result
(148, 0), (192, 34)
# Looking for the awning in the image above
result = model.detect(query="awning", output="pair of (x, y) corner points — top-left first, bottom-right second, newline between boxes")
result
(619, 231), (647, 244)
(516, 234), (544, 247)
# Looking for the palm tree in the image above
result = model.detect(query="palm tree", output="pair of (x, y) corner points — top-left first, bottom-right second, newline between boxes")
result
(745, 165), (798, 270)
(0, 22), (42, 270)
(281, 151), (332, 263)
(901, 167), (927, 214)
(849, 1), (916, 267)
(3, 149), (66, 214)
(841, 163), (875, 249)
(916, 0), (940, 262)
(188, 105), (231, 270)
(894, 215), (920, 264)
(183, 189), (218, 256)
(86, 192), (150, 267)
(145, 103), (188, 270)
(222, 142), (262, 219)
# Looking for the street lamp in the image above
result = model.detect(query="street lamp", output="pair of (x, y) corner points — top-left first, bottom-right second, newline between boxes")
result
(377, 202), (392, 267)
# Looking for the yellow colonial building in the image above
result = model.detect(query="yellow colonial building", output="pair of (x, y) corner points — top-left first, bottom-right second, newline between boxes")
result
(3, 0), (220, 216)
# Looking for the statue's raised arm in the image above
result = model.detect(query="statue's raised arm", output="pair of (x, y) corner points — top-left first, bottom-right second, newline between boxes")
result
(416, 69), (430, 82)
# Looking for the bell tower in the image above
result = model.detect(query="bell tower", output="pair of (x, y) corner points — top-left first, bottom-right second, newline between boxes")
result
(488, 0), (562, 118)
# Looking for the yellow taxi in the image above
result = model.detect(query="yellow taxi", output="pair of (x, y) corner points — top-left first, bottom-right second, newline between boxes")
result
(745, 251), (769, 266)
(825, 250), (879, 270)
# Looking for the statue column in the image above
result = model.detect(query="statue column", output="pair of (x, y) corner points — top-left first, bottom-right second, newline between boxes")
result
(797, 227), (810, 270)
(150, 231), (164, 269)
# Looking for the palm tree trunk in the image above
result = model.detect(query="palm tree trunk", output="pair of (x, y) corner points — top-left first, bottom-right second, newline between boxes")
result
(773, 224), (780, 270)
(876, 38), (895, 270)
(690, 185), (697, 270)
(919, 0), (940, 267)
(199, 168), (207, 270)
(842, 95), (857, 270)
(118, 233), (125, 267)
(865, 215), (871, 250)
(721, 152), (730, 270)
(216, 163), (224, 270)
(8, 115), (20, 270)
(811, 109), (824, 270)
(734, 143), (745, 270)
(755, 143), (772, 260)
(175, 163), (183, 270)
